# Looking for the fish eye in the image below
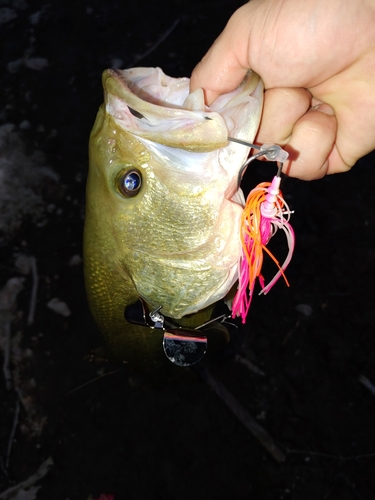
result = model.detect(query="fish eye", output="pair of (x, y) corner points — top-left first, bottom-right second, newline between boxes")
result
(118, 168), (142, 197)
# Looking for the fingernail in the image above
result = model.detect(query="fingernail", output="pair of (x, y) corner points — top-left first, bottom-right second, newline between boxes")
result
(310, 103), (335, 116)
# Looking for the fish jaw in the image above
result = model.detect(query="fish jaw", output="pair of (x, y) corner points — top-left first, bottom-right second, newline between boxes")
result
(85, 67), (263, 322)
(103, 68), (229, 152)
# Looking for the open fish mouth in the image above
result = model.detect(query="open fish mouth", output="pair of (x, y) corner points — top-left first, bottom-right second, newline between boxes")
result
(105, 66), (263, 160)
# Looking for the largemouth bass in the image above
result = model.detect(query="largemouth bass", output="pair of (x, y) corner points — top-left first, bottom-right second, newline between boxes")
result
(84, 67), (263, 368)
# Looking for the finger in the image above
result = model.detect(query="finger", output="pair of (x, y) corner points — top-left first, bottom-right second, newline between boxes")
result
(191, 52), (247, 106)
(255, 88), (338, 180)
(190, 39), (247, 105)
(281, 104), (337, 180)
(312, 53), (375, 173)
(256, 88), (313, 145)
(190, 5), (252, 104)
(326, 144), (351, 175)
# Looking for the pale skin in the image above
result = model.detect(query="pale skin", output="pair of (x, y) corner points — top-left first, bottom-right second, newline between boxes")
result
(190, 0), (375, 180)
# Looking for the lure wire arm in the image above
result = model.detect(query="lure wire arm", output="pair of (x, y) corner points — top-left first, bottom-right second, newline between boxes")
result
(236, 150), (268, 188)
(228, 137), (289, 162)
(228, 137), (289, 189)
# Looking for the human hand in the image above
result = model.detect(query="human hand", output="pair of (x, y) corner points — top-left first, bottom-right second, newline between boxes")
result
(190, 0), (375, 180)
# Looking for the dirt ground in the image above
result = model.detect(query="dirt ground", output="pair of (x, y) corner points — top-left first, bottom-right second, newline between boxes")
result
(1, 1), (375, 499)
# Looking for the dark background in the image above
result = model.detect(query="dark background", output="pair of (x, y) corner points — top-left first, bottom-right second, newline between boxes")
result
(1, 0), (375, 498)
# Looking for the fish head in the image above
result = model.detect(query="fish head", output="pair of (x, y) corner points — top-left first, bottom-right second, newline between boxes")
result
(84, 67), (263, 364)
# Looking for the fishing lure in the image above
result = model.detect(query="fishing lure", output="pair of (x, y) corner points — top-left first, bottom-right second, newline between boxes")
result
(228, 140), (295, 323)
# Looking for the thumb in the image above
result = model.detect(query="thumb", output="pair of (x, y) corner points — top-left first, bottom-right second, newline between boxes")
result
(190, 4), (254, 105)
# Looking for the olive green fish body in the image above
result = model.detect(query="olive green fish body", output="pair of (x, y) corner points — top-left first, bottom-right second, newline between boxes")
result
(84, 67), (263, 366)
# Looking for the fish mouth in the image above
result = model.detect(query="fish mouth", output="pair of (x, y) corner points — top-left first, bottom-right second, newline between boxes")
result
(104, 67), (263, 156)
